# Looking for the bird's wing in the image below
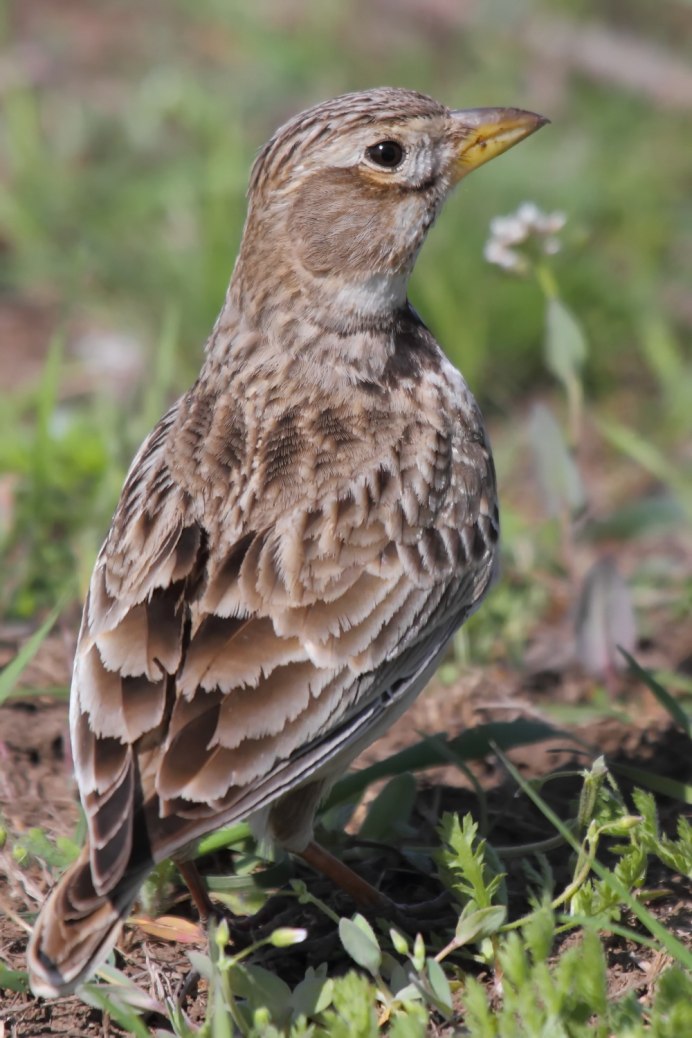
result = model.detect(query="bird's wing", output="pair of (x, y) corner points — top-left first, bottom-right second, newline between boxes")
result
(71, 395), (497, 894)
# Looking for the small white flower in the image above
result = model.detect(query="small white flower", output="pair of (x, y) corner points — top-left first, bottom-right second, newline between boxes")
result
(483, 239), (528, 274)
(484, 202), (567, 272)
(488, 214), (528, 246)
(516, 201), (542, 227)
(541, 211), (567, 234)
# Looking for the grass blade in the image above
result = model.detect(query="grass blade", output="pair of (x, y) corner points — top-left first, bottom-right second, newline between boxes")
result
(611, 762), (692, 805)
(325, 719), (562, 808)
(493, 744), (692, 969)
(0, 601), (62, 705)
(620, 649), (691, 737)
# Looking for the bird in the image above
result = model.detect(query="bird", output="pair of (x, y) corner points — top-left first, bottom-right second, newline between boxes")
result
(27, 87), (547, 997)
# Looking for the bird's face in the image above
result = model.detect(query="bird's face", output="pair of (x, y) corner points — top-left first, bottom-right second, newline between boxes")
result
(235, 89), (547, 329)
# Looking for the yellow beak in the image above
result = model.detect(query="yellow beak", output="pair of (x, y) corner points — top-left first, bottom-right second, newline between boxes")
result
(450, 107), (549, 182)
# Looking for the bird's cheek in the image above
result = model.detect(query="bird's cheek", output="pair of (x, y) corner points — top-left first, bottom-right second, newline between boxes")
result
(288, 170), (413, 278)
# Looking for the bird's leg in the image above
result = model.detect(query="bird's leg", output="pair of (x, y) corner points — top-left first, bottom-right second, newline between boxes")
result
(297, 839), (453, 932)
(171, 860), (211, 1008)
(177, 859), (217, 921)
(173, 858), (255, 1007)
(178, 838), (450, 943)
(297, 840), (388, 909)
(176, 858), (252, 937)
(271, 783), (389, 909)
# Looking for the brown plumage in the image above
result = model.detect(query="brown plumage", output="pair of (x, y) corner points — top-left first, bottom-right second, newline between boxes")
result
(28, 87), (547, 997)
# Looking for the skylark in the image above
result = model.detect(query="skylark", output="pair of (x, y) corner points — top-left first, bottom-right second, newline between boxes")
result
(28, 87), (547, 997)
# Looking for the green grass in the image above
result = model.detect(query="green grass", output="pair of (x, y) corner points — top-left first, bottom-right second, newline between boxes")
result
(2, 2), (691, 397)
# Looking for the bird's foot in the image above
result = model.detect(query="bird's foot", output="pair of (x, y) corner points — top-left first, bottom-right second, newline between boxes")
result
(366, 888), (455, 937)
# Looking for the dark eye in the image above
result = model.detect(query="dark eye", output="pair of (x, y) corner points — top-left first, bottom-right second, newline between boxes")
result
(366, 140), (404, 169)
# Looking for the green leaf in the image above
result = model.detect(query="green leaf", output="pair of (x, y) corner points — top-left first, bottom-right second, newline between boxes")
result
(454, 905), (507, 946)
(0, 960), (29, 993)
(338, 916), (382, 975)
(291, 967), (334, 1017)
(187, 950), (214, 982)
(317, 971), (378, 1037)
(194, 822), (252, 856)
(584, 495), (684, 542)
(389, 1003), (428, 1038)
(0, 601), (62, 704)
(612, 762), (692, 805)
(544, 296), (587, 388)
(358, 773), (416, 841)
(326, 720), (561, 809)
(211, 982), (234, 1038)
(634, 797), (692, 877)
(597, 417), (692, 521)
(495, 746), (692, 969)
(229, 963), (292, 1025)
(461, 975), (496, 1034)
(13, 827), (80, 870)
(651, 967), (692, 1034)
(80, 978), (155, 1038)
(620, 650), (691, 737)
(522, 903), (555, 964)
(437, 812), (504, 909)
(390, 928), (409, 957)
(529, 403), (585, 516)
(425, 957), (453, 1015)
(88, 964), (162, 1011)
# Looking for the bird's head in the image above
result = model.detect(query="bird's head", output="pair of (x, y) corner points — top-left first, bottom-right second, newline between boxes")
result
(231, 88), (547, 333)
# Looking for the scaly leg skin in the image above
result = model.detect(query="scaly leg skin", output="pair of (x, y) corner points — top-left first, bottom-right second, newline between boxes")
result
(176, 859), (218, 922)
(174, 858), (254, 1006)
(176, 857), (257, 936)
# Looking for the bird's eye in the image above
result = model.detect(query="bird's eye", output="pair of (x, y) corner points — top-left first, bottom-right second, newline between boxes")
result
(366, 140), (405, 169)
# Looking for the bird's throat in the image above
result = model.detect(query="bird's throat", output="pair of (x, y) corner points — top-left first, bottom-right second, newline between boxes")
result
(310, 270), (409, 333)
(330, 270), (408, 316)
(230, 249), (411, 337)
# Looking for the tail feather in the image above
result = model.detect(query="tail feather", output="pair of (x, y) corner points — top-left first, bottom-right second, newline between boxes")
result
(27, 847), (145, 998)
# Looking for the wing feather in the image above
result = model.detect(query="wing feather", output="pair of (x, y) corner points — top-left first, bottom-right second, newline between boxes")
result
(70, 389), (497, 889)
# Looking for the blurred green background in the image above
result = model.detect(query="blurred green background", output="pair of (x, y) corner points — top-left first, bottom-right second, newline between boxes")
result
(0, 0), (691, 621)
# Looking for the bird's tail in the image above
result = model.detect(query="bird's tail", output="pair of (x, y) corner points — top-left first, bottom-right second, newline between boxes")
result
(27, 846), (146, 998)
